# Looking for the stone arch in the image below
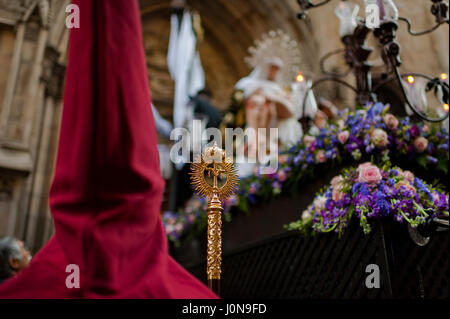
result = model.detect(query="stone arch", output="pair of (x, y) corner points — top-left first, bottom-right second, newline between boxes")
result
(140, 0), (320, 118)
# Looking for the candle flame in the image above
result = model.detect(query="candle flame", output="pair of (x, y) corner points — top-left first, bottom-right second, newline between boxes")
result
(296, 73), (305, 82)
(441, 73), (448, 81)
(444, 103), (449, 112)
(407, 76), (415, 84)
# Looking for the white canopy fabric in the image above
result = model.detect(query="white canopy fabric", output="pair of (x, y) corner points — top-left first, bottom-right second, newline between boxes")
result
(151, 103), (173, 139)
(167, 11), (205, 129)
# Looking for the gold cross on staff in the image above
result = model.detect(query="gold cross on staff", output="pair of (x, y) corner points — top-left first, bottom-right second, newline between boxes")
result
(205, 163), (226, 190)
(189, 143), (238, 296)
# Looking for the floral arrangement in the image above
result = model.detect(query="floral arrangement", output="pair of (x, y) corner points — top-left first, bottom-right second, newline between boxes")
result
(162, 195), (236, 244)
(285, 162), (449, 236)
(164, 103), (449, 243)
(237, 103), (449, 211)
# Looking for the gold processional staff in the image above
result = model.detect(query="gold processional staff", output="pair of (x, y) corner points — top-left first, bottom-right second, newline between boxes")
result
(190, 142), (238, 296)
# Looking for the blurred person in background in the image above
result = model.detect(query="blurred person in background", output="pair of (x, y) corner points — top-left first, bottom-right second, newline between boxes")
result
(0, 236), (31, 284)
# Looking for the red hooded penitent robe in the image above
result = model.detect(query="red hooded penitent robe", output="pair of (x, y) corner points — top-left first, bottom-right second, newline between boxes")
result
(0, 0), (217, 299)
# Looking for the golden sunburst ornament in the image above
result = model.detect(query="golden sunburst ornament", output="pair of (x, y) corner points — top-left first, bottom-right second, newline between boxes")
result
(190, 142), (238, 200)
(189, 142), (238, 294)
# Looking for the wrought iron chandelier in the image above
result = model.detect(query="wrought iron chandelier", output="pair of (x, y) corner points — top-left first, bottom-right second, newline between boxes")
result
(297, 0), (449, 123)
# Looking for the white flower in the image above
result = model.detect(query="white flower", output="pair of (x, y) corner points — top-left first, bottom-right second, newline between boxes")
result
(313, 196), (328, 212)
(302, 209), (312, 221)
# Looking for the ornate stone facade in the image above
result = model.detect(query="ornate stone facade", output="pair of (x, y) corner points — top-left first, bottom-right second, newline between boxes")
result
(0, 0), (69, 252)
(0, 0), (448, 252)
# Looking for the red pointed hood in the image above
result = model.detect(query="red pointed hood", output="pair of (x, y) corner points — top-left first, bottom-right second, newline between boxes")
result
(0, 0), (216, 299)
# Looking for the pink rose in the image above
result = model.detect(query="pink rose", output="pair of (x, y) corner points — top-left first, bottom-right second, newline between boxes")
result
(249, 185), (258, 194)
(316, 150), (327, 163)
(395, 180), (417, 194)
(165, 224), (174, 233)
(279, 154), (289, 164)
(330, 175), (343, 188)
(303, 135), (316, 147)
(277, 170), (287, 182)
(332, 190), (345, 201)
(383, 113), (399, 130)
(357, 162), (373, 172)
(331, 175), (345, 201)
(423, 125), (430, 134)
(400, 170), (415, 183)
(174, 223), (183, 232)
(358, 164), (382, 184)
(225, 195), (238, 207)
(413, 136), (428, 153)
(370, 129), (388, 147)
(338, 131), (350, 144)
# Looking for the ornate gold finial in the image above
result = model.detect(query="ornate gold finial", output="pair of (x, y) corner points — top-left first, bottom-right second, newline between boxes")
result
(189, 142), (238, 289)
(190, 142), (238, 200)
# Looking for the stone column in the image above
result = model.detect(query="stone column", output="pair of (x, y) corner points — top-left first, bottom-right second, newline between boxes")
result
(25, 94), (53, 248)
(0, 22), (25, 137)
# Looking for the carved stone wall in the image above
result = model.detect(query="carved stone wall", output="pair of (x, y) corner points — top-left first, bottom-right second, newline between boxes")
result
(0, 0), (69, 252)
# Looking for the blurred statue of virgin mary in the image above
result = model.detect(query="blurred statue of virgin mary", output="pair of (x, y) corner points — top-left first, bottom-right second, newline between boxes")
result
(233, 30), (317, 177)
(235, 55), (302, 148)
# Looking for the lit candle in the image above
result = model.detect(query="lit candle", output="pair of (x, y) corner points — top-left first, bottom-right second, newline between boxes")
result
(438, 73), (449, 111)
(403, 76), (428, 115)
(292, 72), (318, 119)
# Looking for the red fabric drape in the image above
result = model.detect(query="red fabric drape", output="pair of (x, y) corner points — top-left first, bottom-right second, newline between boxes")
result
(0, 0), (217, 299)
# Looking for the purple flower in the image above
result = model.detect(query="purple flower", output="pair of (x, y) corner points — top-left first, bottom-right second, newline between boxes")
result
(325, 148), (337, 159)
(248, 194), (257, 205)
(316, 138), (325, 148)
(367, 102), (385, 119)
(272, 181), (282, 190)
(352, 182), (362, 194)
(249, 182), (259, 194)
(401, 117), (411, 126)
(359, 183), (371, 195)
(375, 198), (390, 216)
(414, 177), (433, 202)
(427, 142), (434, 153)
(409, 125), (420, 138)
(438, 143), (449, 151)
(346, 142), (359, 153)
(293, 154), (303, 165)
(435, 194), (449, 212)
(427, 156), (438, 164)
(389, 169), (398, 176)
(404, 131), (411, 141)
(365, 144), (375, 153)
